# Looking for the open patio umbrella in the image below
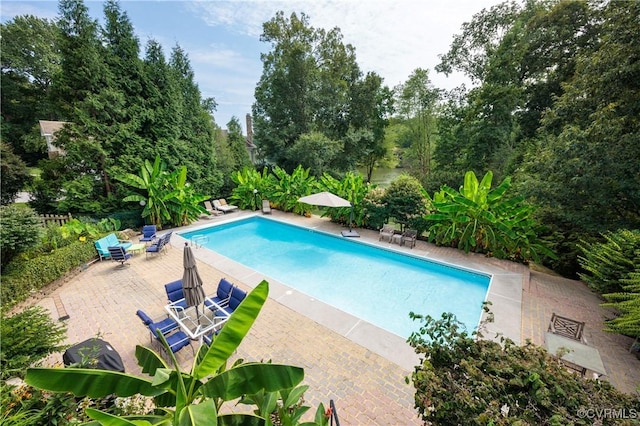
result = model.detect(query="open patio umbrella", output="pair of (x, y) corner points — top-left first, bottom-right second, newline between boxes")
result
(182, 242), (205, 318)
(298, 192), (360, 237)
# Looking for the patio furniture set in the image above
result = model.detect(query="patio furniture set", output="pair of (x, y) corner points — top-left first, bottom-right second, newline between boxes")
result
(136, 277), (246, 357)
(379, 224), (418, 248)
(94, 226), (173, 267)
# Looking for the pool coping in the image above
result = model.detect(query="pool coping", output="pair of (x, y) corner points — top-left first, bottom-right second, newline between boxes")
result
(177, 212), (523, 371)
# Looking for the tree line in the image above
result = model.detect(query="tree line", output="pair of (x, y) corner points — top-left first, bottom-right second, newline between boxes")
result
(1, 0), (251, 214)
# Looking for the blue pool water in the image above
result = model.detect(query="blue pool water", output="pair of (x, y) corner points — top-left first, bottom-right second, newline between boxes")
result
(180, 217), (490, 338)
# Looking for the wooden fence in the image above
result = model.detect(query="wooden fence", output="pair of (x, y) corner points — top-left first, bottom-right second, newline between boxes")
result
(39, 213), (73, 227)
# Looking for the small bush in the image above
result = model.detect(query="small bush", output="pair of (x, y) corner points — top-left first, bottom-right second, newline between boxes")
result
(0, 205), (42, 267)
(0, 306), (66, 380)
(1, 240), (97, 309)
(361, 186), (387, 230)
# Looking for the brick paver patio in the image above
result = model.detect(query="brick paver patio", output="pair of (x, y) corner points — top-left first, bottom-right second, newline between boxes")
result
(29, 210), (638, 424)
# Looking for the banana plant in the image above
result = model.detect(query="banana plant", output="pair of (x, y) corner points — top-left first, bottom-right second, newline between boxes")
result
(164, 166), (208, 226)
(427, 171), (554, 263)
(117, 156), (172, 227)
(230, 167), (271, 210)
(25, 281), (309, 425)
(318, 172), (369, 227)
(270, 166), (317, 214)
(241, 384), (330, 426)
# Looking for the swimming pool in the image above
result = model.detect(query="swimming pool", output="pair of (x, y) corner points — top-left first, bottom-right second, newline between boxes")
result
(180, 217), (490, 338)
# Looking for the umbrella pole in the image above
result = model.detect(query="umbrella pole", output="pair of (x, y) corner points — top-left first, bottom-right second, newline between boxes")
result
(349, 204), (354, 232)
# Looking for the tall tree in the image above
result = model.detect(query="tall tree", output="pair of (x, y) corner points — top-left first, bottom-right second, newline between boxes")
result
(396, 68), (440, 180)
(0, 15), (60, 164)
(522, 0), (640, 238)
(167, 45), (221, 195)
(253, 12), (317, 170)
(53, 0), (107, 117)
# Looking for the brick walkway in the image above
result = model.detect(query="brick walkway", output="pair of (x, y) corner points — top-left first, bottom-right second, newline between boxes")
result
(33, 211), (639, 425)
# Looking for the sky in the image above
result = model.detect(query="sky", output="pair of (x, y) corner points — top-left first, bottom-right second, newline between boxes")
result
(1, 0), (505, 132)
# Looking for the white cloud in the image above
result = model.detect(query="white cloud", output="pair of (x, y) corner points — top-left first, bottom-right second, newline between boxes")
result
(188, 0), (502, 89)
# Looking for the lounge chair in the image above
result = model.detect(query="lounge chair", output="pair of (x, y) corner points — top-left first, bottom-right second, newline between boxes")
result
(139, 225), (157, 244)
(107, 246), (132, 267)
(204, 200), (223, 216)
(135, 310), (192, 355)
(262, 199), (272, 214)
(401, 229), (418, 249)
(146, 232), (171, 258)
(548, 313), (585, 342)
(95, 233), (133, 261)
(379, 224), (396, 242)
(205, 278), (234, 311)
(212, 199), (238, 213)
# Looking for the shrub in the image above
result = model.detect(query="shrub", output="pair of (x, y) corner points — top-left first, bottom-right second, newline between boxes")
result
(1, 240), (97, 309)
(602, 271), (640, 339)
(408, 312), (640, 425)
(361, 186), (387, 230)
(578, 229), (640, 294)
(383, 174), (429, 230)
(0, 205), (42, 267)
(0, 306), (66, 380)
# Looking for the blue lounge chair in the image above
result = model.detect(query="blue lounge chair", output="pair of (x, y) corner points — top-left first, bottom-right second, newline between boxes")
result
(164, 279), (187, 310)
(95, 233), (133, 260)
(205, 278), (234, 311)
(139, 225), (157, 244)
(145, 232), (171, 258)
(135, 310), (191, 355)
(108, 246), (132, 267)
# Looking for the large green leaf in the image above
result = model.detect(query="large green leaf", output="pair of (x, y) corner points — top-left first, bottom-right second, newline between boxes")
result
(85, 409), (151, 426)
(25, 368), (163, 398)
(194, 281), (268, 379)
(202, 363), (304, 401)
(178, 399), (218, 426)
(136, 344), (169, 375)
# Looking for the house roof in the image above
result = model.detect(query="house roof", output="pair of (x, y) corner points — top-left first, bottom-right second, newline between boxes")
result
(39, 120), (70, 137)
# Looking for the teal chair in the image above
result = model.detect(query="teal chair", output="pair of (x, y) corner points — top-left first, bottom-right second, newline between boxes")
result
(95, 234), (132, 261)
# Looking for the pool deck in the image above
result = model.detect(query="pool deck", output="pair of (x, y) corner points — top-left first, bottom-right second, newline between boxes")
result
(31, 209), (639, 424)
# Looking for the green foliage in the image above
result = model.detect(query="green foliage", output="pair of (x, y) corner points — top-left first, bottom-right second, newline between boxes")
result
(25, 281), (328, 425)
(383, 174), (428, 232)
(578, 229), (640, 294)
(361, 186), (387, 230)
(117, 155), (206, 228)
(230, 166), (271, 210)
(289, 132), (341, 177)
(2, 240), (97, 309)
(407, 312), (640, 425)
(269, 166), (317, 214)
(0, 205), (42, 267)
(253, 12), (391, 174)
(602, 271), (640, 338)
(427, 171), (554, 263)
(0, 143), (32, 205)
(241, 384), (329, 426)
(318, 172), (368, 228)
(0, 306), (66, 380)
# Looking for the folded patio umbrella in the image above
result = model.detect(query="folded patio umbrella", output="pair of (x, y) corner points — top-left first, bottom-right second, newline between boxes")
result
(182, 242), (205, 318)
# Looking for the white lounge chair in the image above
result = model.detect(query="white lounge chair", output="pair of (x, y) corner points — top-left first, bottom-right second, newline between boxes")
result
(213, 199), (238, 213)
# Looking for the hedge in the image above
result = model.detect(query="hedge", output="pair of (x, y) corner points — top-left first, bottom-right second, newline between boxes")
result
(1, 240), (97, 309)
